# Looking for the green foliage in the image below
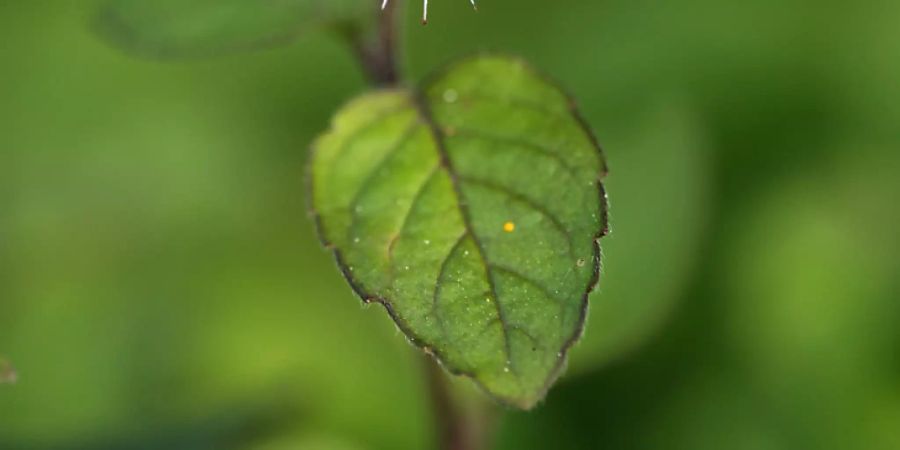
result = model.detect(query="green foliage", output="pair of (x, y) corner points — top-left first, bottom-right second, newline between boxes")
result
(94, 0), (373, 59)
(569, 102), (709, 373)
(4, 0), (900, 448)
(309, 56), (608, 409)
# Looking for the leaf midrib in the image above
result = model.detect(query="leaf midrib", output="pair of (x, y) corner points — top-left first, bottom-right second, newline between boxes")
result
(411, 91), (518, 373)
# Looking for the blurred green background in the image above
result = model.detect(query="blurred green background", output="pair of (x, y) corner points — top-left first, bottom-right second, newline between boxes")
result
(1, 0), (899, 449)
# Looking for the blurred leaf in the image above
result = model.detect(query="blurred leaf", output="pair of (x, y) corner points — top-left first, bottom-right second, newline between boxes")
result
(568, 101), (711, 373)
(94, 0), (373, 59)
(251, 432), (368, 450)
(721, 145), (900, 450)
(309, 56), (608, 409)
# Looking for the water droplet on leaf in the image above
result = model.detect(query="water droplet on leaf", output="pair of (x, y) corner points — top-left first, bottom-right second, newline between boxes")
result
(443, 89), (458, 103)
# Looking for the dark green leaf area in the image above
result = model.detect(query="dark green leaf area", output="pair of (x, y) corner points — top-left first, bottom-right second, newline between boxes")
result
(310, 56), (608, 409)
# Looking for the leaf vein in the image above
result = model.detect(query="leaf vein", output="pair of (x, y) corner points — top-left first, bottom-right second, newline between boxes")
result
(448, 127), (579, 178)
(386, 165), (441, 265)
(430, 231), (470, 336)
(449, 91), (573, 128)
(330, 105), (413, 168)
(345, 122), (421, 232)
(414, 95), (517, 373)
(489, 264), (566, 307)
(457, 175), (575, 259)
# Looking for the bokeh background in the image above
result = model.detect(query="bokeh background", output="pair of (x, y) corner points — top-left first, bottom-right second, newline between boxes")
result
(1, 0), (899, 449)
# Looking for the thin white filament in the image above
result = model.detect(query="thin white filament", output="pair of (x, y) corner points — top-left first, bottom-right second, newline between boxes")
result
(381, 0), (476, 22)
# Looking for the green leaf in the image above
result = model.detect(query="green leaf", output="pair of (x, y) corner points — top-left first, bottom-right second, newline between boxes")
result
(309, 56), (608, 409)
(94, 0), (372, 59)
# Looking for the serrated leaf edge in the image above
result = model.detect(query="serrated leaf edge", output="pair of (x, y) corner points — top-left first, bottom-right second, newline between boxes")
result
(307, 56), (609, 409)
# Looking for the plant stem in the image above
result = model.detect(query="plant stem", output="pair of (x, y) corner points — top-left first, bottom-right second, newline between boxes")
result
(423, 355), (495, 450)
(424, 355), (464, 450)
(343, 3), (497, 448)
(347, 0), (399, 86)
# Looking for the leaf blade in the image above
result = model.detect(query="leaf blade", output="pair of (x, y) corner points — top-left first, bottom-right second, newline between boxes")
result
(95, 0), (373, 59)
(310, 56), (608, 408)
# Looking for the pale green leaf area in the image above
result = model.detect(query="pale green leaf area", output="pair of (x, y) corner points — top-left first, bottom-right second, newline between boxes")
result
(0, 357), (17, 384)
(310, 56), (608, 409)
(95, 0), (372, 59)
